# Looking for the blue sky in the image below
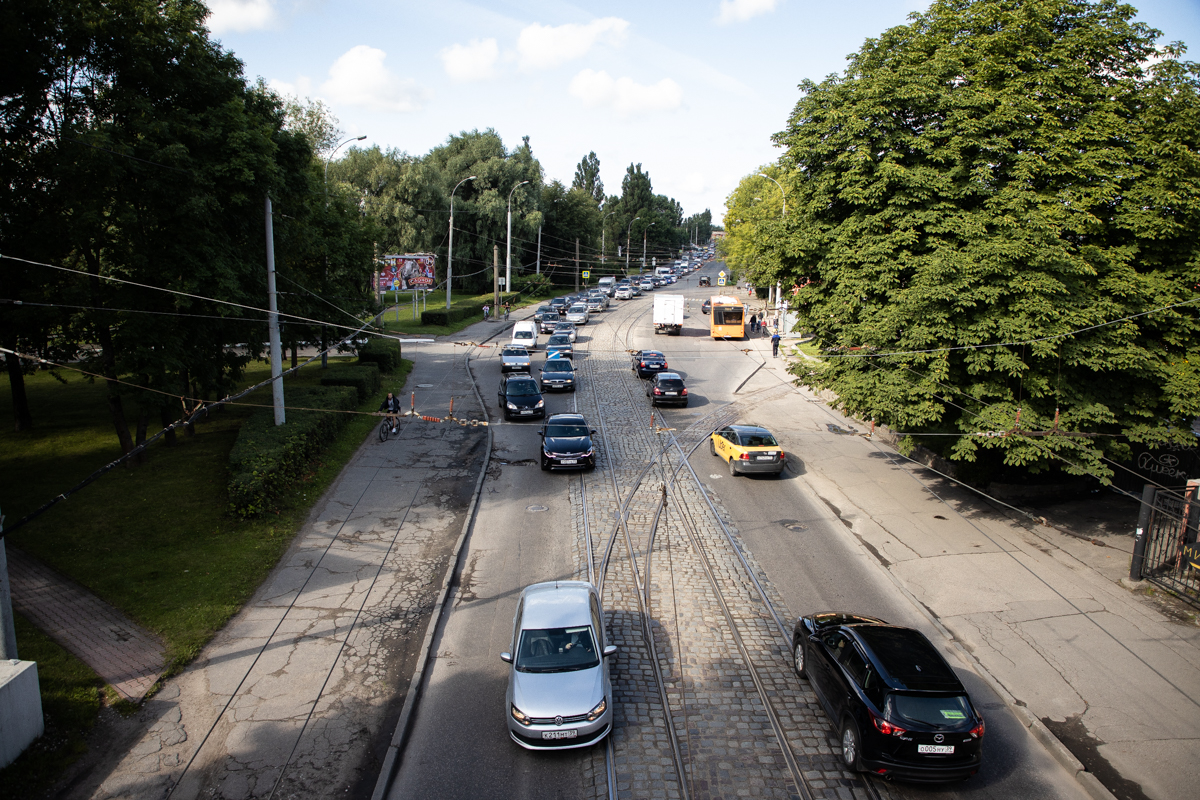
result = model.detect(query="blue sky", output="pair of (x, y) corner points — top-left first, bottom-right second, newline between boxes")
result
(207, 0), (1200, 222)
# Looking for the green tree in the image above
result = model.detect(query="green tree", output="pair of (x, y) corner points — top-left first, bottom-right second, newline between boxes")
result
(572, 151), (605, 204)
(770, 0), (1200, 481)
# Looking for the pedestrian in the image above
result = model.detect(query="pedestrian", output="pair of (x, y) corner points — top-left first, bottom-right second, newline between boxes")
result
(503, 301), (510, 321)
(483, 304), (490, 321)
(749, 313), (757, 334)
(771, 331), (781, 358)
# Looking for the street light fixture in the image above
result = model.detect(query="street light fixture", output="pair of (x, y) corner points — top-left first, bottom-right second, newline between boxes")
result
(325, 135), (368, 203)
(642, 221), (656, 271)
(601, 210), (617, 265)
(506, 180), (529, 296)
(447, 175), (477, 310)
(625, 215), (641, 275)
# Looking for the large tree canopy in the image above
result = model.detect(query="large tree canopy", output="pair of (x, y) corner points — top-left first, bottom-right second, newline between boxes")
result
(763, 0), (1200, 481)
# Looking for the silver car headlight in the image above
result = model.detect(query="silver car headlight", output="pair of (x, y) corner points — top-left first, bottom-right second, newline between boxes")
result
(507, 402), (518, 409)
(511, 704), (532, 726)
(535, 400), (544, 408)
(586, 697), (607, 721)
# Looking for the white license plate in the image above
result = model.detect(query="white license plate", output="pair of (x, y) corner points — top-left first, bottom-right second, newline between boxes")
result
(918, 745), (954, 754)
(665, 391), (678, 396)
(560, 459), (578, 465)
(519, 410), (533, 415)
(542, 729), (578, 740)
(755, 455), (775, 461)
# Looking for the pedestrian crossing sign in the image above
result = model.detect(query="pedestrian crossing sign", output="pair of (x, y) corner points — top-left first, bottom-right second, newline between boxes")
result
(582, 271), (590, 279)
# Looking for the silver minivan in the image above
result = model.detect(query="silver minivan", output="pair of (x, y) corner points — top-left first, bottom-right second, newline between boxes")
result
(502, 581), (616, 750)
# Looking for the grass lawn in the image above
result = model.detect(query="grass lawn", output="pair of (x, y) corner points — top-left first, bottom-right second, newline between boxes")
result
(378, 286), (558, 336)
(0, 354), (412, 791)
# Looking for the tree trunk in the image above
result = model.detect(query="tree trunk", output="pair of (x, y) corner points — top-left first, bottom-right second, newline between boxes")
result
(161, 406), (177, 446)
(4, 349), (33, 431)
(84, 249), (135, 459)
(181, 368), (196, 436)
(290, 342), (298, 368)
(135, 406), (150, 464)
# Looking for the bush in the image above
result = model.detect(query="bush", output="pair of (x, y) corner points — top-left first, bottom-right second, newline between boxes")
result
(227, 386), (357, 517)
(358, 337), (401, 373)
(320, 364), (380, 403)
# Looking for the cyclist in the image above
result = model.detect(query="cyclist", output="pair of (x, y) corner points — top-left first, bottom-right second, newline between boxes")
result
(379, 392), (402, 433)
(482, 303), (490, 321)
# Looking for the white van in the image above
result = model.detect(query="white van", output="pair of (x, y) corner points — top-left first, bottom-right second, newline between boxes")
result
(655, 266), (673, 277)
(510, 320), (538, 350)
(596, 276), (616, 296)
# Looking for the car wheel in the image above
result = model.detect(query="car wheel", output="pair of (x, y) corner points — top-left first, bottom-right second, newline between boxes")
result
(793, 641), (807, 678)
(728, 457), (738, 477)
(709, 439), (717, 456)
(841, 719), (862, 772)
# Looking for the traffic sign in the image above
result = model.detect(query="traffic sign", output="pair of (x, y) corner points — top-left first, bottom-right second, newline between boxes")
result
(582, 271), (590, 279)
(718, 270), (726, 278)
(718, 278), (726, 286)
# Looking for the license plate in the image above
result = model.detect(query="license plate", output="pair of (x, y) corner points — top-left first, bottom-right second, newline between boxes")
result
(542, 729), (578, 740)
(755, 455), (774, 461)
(918, 745), (954, 754)
(519, 410), (533, 415)
(665, 391), (677, 396)
(560, 459), (577, 465)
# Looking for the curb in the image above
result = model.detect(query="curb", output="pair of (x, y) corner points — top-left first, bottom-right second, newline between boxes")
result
(794, 470), (1118, 800)
(370, 341), (494, 800)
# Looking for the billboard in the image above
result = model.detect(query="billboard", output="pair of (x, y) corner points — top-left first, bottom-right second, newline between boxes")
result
(379, 253), (436, 291)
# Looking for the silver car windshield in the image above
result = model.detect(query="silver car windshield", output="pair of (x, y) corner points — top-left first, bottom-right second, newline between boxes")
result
(516, 626), (599, 673)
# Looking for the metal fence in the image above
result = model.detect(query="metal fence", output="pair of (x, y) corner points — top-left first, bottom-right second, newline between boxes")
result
(1130, 480), (1200, 607)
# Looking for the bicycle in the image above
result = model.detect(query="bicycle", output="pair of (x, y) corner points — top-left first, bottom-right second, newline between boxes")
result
(379, 416), (399, 441)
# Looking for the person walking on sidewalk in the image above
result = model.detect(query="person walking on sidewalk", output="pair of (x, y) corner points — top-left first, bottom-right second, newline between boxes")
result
(482, 304), (490, 321)
(503, 301), (510, 321)
(771, 331), (781, 358)
(379, 392), (402, 433)
(749, 313), (758, 334)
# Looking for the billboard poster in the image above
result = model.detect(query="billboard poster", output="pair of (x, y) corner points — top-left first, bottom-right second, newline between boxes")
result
(379, 253), (436, 291)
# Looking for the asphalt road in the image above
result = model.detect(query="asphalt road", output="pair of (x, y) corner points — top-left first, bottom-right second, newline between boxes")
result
(382, 263), (1089, 800)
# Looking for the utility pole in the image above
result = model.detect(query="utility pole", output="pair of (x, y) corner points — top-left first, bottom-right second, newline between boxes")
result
(1, 507), (17, 659)
(448, 175), (476, 310)
(536, 225), (542, 275)
(575, 239), (580, 292)
(265, 195), (285, 426)
(506, 180), (528, 297)
(493, 245), (500, 309)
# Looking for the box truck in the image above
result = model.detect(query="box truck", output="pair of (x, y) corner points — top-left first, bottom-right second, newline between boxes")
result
(653, 294), (685, 335)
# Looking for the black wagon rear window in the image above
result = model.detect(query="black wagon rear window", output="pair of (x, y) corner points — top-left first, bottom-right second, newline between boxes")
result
(888, 693), (973, 729)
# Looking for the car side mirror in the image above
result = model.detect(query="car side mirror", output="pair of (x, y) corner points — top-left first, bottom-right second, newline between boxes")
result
(603, 645), (618, 658)
(537, 431), (545, 436)
(590, 429), (597, 435)
(500, 652), (512, 663)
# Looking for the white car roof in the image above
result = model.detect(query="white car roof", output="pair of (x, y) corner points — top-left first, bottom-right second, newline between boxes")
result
(520, 582), (594, 629)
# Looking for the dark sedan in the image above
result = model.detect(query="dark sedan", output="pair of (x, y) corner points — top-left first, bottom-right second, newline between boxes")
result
(792, 613), (985, 783)
(701, 298), (711, 315)
(545, 334), (574, 360)
(538, 414), (596, 470)
(539, 359), (576, 392)
(646, 372), (688, 407)
(497, 375), (545, 421)
(631, 350), (669, 379)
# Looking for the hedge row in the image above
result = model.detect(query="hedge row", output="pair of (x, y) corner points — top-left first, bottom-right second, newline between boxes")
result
(319, 364), (380, 403)
(227, 385), (358, 517)
(420, 295), (517, 327)
(358, 338), (401, 373)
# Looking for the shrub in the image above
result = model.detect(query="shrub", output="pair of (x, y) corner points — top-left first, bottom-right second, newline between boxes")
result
(320, 364), (380, 403)
(358, 337), (401, 373)
(227, 386), (357, 517)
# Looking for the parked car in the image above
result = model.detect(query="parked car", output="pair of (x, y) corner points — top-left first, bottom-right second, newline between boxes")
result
(709, 424), (785, 476)
(539, 358), (577, 392)
(646, 372), (688, 407)
(497, 375), (545, 420)
(701, 298), (711, 315)
(502, 581), (616, 750)
(500, 345), (532, 373)
(552, 321), (578, 342)
(545, 334), (574, 360)
(631, 350), (669, 379)
(565, 303), (590, 325)
(792, 613), (984, 782)
(538, 413), (597, 470)
(614, 286), (633, 300)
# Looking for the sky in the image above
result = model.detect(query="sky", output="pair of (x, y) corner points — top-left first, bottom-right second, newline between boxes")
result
(206, 0), (1200, 224)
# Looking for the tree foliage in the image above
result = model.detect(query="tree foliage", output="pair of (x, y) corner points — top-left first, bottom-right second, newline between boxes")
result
(760, 0), (1200, 481)
(572, 151), (605, 204)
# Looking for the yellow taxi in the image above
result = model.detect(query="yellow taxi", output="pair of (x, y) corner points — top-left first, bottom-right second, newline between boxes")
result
(709, 424), (786, 477)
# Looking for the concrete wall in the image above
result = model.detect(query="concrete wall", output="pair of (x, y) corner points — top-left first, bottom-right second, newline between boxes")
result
(0, 660), (44, 769)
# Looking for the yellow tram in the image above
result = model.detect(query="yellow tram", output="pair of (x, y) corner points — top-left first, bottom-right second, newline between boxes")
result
(709, 296), (746, 339)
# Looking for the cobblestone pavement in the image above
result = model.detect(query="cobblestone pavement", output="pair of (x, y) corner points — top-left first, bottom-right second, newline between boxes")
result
(7, 546), (165, 701)
(570, 310), (899, 800)
(79, 347), (486, 800)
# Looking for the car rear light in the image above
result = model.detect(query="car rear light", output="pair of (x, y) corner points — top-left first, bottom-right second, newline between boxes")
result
(779, 451), (785, 460)
(654, 388), (662, 395)
(970, 719), (985, 739)
(870, 709), (907, 736)
(739, 453), (750, 460)
(640, 361), (646, 367)
(681, 388), (688, 395)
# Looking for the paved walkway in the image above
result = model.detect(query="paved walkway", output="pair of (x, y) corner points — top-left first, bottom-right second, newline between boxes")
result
(7, 547), (165, 701)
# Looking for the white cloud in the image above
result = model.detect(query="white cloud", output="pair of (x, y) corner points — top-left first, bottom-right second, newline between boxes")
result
(319, 45), (427, 112)
(440, 38), (500, 82)
(716, 0), (779, 25)
(206, 0), (277, 34)
(517, 17), (630, 72)
(568, 69), (682, 118)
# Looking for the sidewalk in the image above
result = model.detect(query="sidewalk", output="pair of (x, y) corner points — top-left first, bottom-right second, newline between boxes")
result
(749, 336), (1200, 800)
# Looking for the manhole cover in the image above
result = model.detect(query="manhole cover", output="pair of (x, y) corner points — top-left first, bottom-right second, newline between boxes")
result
(527, 505), (549, 513)
(778, 520), (808, 532)
(416, 383), (434, 388)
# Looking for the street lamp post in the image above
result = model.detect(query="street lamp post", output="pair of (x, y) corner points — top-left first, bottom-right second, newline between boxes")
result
(320, 135), (367, 366)
(625, 215), (641, 275)
(506, 180), (529, 298)
(447, 175), (476, 310)
(601, 210), (617, 265)
(642, 221), (656, 271)
(756, 172), (787, 217)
